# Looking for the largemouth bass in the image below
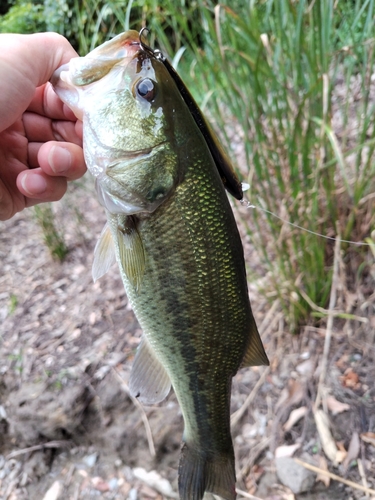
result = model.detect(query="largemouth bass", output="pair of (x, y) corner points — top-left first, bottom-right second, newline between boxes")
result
(51, 30), (269, 500)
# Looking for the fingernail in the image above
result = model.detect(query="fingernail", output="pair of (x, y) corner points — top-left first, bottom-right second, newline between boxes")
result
(49, 145), (72, 174)
(21, 173), (47, 196)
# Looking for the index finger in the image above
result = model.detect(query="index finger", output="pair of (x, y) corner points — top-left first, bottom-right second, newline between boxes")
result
(0, 32), (79, 131)
(27, 83), (78, 121)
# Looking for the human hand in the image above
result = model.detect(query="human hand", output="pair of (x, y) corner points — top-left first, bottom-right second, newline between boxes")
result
(0, 32), (86, 221)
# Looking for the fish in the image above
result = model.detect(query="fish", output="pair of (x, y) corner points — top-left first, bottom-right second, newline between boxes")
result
(51, 30), (269, 500)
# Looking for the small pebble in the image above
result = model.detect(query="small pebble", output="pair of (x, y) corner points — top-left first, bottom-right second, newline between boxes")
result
(83, 452), (98, 468)
(108, 477), (118, 490)
(92, 476), (110, 492)
(128, 487), (138, 500)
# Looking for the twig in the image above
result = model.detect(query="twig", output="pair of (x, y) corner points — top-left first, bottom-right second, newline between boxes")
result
(112, 368), (156, 457)
(358, 458), (370, 495)
(257, 298), (280, 335)
(231, 367), (270, 428)
(235, 488), (263, 500)
(240, 437), (272, 478)
(64, 464), (75, 487)
(72, 483), (80, 500)
(6, 440), (71, 459)
(299, 288), (367, 323)
(294, 458), (375, 495)
(315, 236), (341, 410)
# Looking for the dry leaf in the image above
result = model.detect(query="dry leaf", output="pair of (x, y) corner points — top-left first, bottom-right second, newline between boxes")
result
(342, 432), (360, 473)
(314, 409), (340, 464)
(335, 354), (349, 369)
(336, 449), (347, 464)
(340, 368), (360, 389)
(326, 396), (350, 415)
(273, 485), (296, 500)
(360, 432), (375, 446)
(316, 455), (330, 487)
(283, 406), (308, 431)
(275, 379), (304, 412)
(275, 443), (301, 458)
(133, 468), (178, 498)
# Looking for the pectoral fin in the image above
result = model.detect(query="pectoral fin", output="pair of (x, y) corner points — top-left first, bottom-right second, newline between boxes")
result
(129, 335), (171, 404)
(92, 223), (116, 282)
(117, 216), (145, 291)
(241, 318), (269, 367)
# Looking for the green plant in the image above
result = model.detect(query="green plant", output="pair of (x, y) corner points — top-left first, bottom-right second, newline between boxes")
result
(34, 204), (69, 261)
(0, 0), (46, 33)
(8, 294), (18, 314)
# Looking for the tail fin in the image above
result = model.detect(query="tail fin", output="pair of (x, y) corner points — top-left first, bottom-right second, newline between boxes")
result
(178, 443), (236, 500)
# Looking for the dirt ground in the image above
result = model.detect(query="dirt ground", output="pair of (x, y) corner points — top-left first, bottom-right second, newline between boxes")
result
(1, 169), (375, 500)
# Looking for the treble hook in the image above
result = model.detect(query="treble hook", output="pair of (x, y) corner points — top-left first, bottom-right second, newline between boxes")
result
(139, 27), (165, 61)
(139, 27), (154, 54)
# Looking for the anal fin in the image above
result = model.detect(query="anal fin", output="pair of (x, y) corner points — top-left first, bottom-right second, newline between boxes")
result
(129, 335), (171, 405)
(241, 317), (269, 367)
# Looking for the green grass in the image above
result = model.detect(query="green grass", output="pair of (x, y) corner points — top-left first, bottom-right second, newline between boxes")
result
(34, 204), (69, 262)
(3, 0), (374, 330)
(8, 294), (18, 314)
(0, 0), (45, 33)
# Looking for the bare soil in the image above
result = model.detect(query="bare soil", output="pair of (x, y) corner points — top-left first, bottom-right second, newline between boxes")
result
(0, 175), (375, 500)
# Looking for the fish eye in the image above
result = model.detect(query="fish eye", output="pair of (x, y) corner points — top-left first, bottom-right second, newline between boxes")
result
(135, 78), (157, 102)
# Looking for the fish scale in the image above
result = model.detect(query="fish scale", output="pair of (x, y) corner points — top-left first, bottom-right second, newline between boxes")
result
(51, 29), (269, 500)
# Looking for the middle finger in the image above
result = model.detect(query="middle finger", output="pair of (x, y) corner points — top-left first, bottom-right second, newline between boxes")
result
(22, 112), (81, 145)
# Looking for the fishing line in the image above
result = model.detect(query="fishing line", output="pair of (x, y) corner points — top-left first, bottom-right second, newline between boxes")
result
(239, 197), (373, 248)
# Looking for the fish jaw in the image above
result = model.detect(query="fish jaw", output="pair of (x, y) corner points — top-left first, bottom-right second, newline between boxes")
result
(50, 62), (83, 120)
(51, 31), (142, 130)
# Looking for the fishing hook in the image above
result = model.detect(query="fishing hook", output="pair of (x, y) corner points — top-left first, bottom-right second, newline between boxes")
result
(139, 27), (165, 62)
